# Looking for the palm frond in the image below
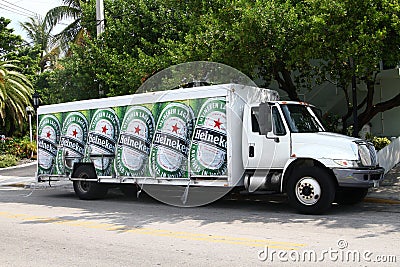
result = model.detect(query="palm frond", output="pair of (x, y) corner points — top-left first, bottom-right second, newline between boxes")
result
(51, 19), (82, 52)
(44, 6), (82, 29)
(0, 60), (33, 126)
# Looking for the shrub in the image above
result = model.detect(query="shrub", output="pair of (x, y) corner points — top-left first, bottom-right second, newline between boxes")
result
(371, 136), (391, 151)
(0, 154), (18, 168)
(0, 136), (37, 159)
(365, 133), (391, 151)
(18, 137), (37, 159)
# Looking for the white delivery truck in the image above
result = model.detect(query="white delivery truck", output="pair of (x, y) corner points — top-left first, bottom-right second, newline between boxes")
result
(36, 84), (384, 214)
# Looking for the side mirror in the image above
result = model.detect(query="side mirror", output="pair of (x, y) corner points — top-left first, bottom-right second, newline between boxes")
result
(258, 102), (272, 135)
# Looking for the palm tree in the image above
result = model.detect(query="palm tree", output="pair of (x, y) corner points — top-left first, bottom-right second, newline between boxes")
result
(44, 0), (84, 53)
(20, 15), (60, 72)
(0, 59), (33, 134)
(20, 15), (51, 56)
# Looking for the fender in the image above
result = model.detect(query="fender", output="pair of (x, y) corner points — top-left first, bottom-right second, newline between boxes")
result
(281, 157), (333, 192)
(281, 158), (297, 192)
(71, 162), (97, 179)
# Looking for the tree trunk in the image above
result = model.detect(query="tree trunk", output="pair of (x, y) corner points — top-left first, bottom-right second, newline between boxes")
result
(358, 92), (400, 128)
(272, 61), (300, 101)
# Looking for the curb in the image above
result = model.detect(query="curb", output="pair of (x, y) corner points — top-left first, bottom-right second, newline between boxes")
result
(2, 183), (26, 188)
(364, 197), (400, 204)
(0, 161), (37, 171)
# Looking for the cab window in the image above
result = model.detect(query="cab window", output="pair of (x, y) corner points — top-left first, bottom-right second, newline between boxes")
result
(272, 107), (286, 135)
(251, 106), (286, 135)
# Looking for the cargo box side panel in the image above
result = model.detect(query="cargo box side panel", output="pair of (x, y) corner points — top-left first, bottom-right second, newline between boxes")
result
(37, 86), (231, 183)
(118, 96), (228, 181)
(147, 99), (194, 179)
(37, 113), (63, 175)
(37, 107), (123, 177)
(189, 96), (228, 180)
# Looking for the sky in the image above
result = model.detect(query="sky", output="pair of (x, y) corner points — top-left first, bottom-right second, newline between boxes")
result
(0, 0), (62, 40)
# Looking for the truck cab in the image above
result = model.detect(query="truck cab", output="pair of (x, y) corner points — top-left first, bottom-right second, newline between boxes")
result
(242, 100), (384, 214)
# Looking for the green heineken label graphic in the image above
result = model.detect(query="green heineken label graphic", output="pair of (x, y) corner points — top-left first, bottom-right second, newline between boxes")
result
(55, 112), (89, 174)
(190, 98), (227, 176)
(115, 105), (155, 176)
(150, 102), (194, 178)
(37, 114), (61, 174)
(87, 108), (120, 175)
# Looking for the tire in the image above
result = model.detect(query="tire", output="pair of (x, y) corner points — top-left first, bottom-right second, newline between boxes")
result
(73, 165), (108, 200)
(287, 167), (336, 214)
(335, 188), (368, 205)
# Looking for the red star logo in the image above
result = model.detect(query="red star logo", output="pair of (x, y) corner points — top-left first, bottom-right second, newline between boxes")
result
(72, 129), (78, 137)
(46, 131), (51, 138)
(102, 125), (108, 133)
(172, 123), (180, 133)
(134, 125), (141, 134)
(214, 118), (222, 129)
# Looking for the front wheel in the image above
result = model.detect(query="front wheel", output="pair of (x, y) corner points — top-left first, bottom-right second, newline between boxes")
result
(73, 165), (108, 200)
(287, 167), (336, 214)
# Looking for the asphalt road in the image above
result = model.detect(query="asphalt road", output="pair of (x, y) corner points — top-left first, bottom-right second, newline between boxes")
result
(0, 187), (399, 266)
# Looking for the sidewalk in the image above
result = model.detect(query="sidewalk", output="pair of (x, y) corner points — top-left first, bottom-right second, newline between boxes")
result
(0, 161), (399, 203)
(366, 163), (400, 203)
(0, 161), (36, 187)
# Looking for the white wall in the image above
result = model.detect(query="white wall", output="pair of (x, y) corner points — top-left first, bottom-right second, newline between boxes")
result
(377, 137), (400, 174)
(370, 69), (400, 137)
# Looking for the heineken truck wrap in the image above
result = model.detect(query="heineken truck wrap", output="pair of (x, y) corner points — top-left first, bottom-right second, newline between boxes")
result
(37, 84), (384, 214)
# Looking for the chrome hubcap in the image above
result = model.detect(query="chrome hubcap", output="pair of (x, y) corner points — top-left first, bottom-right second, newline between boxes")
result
(295, 177), (321, 205)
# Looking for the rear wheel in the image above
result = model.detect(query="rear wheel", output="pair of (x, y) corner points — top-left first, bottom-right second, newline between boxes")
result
(335, 188), (368, 205)
(73, 165), (108, 200)
(287, 167), (336, 214)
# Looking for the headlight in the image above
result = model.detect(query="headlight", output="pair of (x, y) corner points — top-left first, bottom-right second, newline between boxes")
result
(358, 145), (372, 166)
(334, 159), (359, 168)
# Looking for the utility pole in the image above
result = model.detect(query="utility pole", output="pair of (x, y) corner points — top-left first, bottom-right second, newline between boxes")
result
(96, 0), (105, 97)
(96, 0), (105, 37)
(350, 57), (358, 137)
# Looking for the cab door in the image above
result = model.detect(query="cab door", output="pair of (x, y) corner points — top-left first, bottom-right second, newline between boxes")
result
(242, 104), (291, 169)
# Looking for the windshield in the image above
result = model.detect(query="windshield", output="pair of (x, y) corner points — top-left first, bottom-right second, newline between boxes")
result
(281, 104), (324, 133)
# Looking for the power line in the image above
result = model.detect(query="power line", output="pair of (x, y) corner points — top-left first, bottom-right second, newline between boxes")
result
(0, 0), (37, 16)
(0, 5), (32, 17)
(0, 0), (37, 17)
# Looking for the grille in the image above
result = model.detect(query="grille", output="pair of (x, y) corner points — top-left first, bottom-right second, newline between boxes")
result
(368, 143), (378, 166)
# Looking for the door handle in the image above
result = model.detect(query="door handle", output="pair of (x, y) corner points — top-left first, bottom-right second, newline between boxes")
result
(249, 144), (255, 157)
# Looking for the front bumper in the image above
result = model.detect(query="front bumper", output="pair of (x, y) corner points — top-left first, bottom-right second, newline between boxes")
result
(333, 167), (385, 188)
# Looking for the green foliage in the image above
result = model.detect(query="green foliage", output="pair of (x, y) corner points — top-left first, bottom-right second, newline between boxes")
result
(44, 0), (84, 53)
(0, 17), (40, 136)
(0, 136), (37, 159)
(321, 113), (342, 133)
(0, 17), (23, 57)
(6, 45), (41, 80)
(365, 134), (391, 151)
(0, 17), (40, 77)
(19, 15), (59, 72)
(37, 0), (400, 135)
(0, 60), (34, 133)
(295, 0), (400, 127)
(0, 154), (18, 168)
(43, 0), (300, 100)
